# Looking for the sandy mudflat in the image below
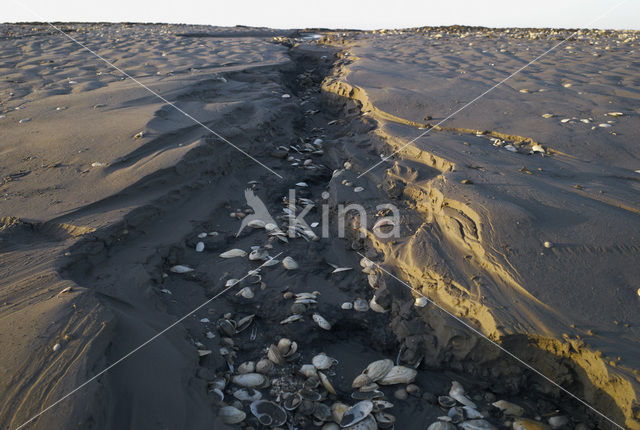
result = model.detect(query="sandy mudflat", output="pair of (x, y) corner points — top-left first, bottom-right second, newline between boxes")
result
(0, 23), (639, 430)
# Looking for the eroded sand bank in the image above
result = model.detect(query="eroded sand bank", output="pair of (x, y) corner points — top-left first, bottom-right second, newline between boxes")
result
(0, 23), (639, 430)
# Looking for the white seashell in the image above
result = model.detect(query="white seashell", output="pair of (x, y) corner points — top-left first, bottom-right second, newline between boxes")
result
(268, 344), (284, 365)
(318, 371), (336, 394)
(322, 191), (330, 199)
(378, 366), (417, 385)
(237, 361), (256, 374)
(220, 248), (247, 258)
(282, 93), (291, 98)
(200, 318), (210, 323)
(311, 222), (319, 228)
(195, 241), (205, 252)
(354, 186), (364, 192)
(225, 278), (240, 287)
(531, 144), (545, 154)
(280, 314), (303, 325)
(256, 358), (274, 374)
(262, 258), (280, 267)
(296, 182), (309, 187)
(312, 313), (331, 330)
(364, 359), (394, 382)
(414, 296), (428, 307)
(548, 415), (569, 429)
(233, 388), (262, 402)
(312, 353), (337, 370)
(341, 302), (353, 310)
(352, 373), (373, 389)
(560, 118), (571, 123)
(282, 256), (299, 270)
(247, 219), (266, 229)
(265, 222), (278, 231)
(353, 298), (369, 312)
(450, 381), (477, 408)
(598, 123), (612, 128)
(198, 349), (212, 357)
(232, 373), (268, 388)
(52, 343), (61, 352)
(170, 265), (193, 273)
(606, 112), (623, 117)
(206, 331), (215, 339)
(322, 423), (340, 430)
(237, 287), (254, 299)
(458, 420), (497, 430)
(340, 400), (374, 427)
(505, 145), (517, 152)
(218, 405), (246, 424)
(372, 218), (395, 232)
(369, 296), (388, 313)
(463, 406), (484, 419)
(197, 232), (207, 239)
(541, 113), (554, 119)
(492, 400), (524, 416)
(332, 266), (353, 274)
(314, 138), (324, 145)
(299, 363), (318, 378)
(249, 248), (268, 261)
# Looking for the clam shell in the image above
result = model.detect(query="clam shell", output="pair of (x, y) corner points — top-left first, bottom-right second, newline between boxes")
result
(369, 296), (388, 313)
(492, 400), (524, 416)
(352, 373), (373, 389)
(225, 278), (240, 287)
(414, 296), (428, 307)
(427, 422), (457, 430)
(312, 313), (332, 330)
(231, 373), (268, 388)
(340, 401), (374, 427)
(450, 381), (476, 408)
(341, 302), (354, 310)
(375, 411), (395, 428)
(280, 314), (303, 325)
(233, 388), (262, 402)
(363, 359), (394, 382)
(312, 353), (337, 370)
(248, 219), (266, 229)
(318, 371), (336, 395)
(378, 365), (417, 385)
(299, 364), (318, 378)
(458, 420), (498, 430)
(267, 344), (285, 365)
(195, 242), (205, 252)
(219, 248), (247, 258)
(284, 392), (303, 410)
(255, 358), (274, 374)
(277, 338), (298, 357)
(170, 265), (193, 273)
(218, 319), (236, 337)
(235, 314), (255, 333)
(237, 361), (255, 374)
(331, 402), (348, 423)
(282, 256), (299, 270)
(250, 400), (287, 427)
(237, 286), (254, 299)
(218, 405), (246, 424)
(249, 248), (268, 261)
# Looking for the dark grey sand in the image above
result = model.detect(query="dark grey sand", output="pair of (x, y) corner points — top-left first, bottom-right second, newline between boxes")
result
(0, 23), (639, 430)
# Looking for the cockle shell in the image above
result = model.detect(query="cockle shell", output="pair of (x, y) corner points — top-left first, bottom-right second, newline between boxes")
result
(364, 359), (394, 382)
(378, 366), (417, 385)
(312, 353), (337, 370)
(282, 256), (299, 270)
(340, 400), (374, 427)
(218, 405), (246, 424)
(170, 265), (193, 273)
(267, 344), (285, 365)
(312, 313), (332, 330)
(220, 248), (247, 258)
(232, 373), (268, 388)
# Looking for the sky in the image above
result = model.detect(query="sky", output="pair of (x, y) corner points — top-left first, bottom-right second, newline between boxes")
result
(4, 0), (640, 30)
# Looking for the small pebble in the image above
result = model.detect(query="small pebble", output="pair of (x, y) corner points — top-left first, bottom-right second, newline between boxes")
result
(394, 388), (408, 400)
(52, 343), (61, 352)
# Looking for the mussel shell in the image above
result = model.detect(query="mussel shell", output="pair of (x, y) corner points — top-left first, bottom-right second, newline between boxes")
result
(249, 400), (287, 427)
(340, 400), (374, 427)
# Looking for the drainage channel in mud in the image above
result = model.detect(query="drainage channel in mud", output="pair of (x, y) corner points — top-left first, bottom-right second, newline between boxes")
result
(50, 37), (619, 430)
